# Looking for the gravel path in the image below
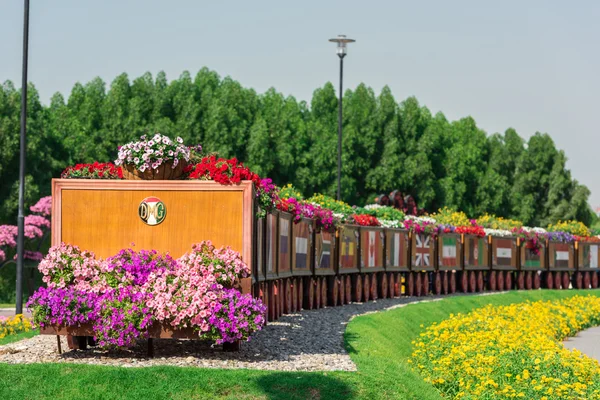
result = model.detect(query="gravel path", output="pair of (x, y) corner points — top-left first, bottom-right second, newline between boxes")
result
(0, 294), (475, 371)
(563, 326), (600, 362)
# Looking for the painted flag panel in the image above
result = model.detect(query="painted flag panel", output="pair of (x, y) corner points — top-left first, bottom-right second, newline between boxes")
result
(293, 221), (310, 269)
(584, 244), (599, 269)
(361, 229), (382, 268)
(494, 239), (513, 267)
(553, 242), (570, 268)
(266, 214), (277, 273)
(387, 231), (405, 268)
(414, 234), (431, 268)
(523, 248), (541, 268)
(279, 217), (291, 272)
(315, 231), (333, 269)
(441, 236), (458, 267)
(256, 217), (264, 277)
(339, 228), (357, 269)
(466, 237), (486, 267)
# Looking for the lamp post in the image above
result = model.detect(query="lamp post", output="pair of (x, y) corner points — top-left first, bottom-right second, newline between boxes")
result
(328, 35), (355, 201)
(16, 0), (30, 314)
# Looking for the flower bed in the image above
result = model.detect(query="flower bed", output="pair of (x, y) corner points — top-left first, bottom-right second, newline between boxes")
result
(411, 295), (600, 399)
(0, 314), (33, 340)
(27, 241), (266, 349)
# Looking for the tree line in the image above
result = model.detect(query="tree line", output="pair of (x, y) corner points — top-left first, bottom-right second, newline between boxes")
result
(0, 68), (594, 227)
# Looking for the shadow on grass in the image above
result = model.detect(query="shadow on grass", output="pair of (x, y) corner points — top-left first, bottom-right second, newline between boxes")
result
(256, 372), (356, 400)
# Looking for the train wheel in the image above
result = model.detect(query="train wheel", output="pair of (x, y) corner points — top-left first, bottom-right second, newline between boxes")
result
(461, 271), (469, 293)
(517, 271), (524, 290)
(380, 273), (388, 299)
(304, 278), (314, 310)
(415, 273), (422, 297)
(497, 271), (504, 291)
(468, 271), (476, 293)
(562, 272), (571, 290)
(291, 278), (297, 312)
(363, 275), (371, 302)
(284, 279), (293, 314)
(371, 274), (378, 300)
(593, 272), (599, 289)
(450, 272), (457, 293)
(345, 275), (352, 304)
(330, 277), (339, 307)
(407, 272), (415, 297)
(321, 278), (328, 307)
(533, 272), (541, 289)
(266, 281), (274, 321)
(505, 272), (513, 290)
(422, 273), (429, 296)
(337, 276), (344, 305)
(441, 271), (448, 294)
(275, 280), (282, 319)
(554, 272), (562, 289)
(477, 271), (484, 292)
(574, 272), (582, 289)
(584, 272), (591, 289)
(353, 275), (363, 302)
(526, 271), (533, 290)
(434, 272), (442, 295)
(489, 271), (497, 291)
(545, 272), (553, 289)
(315, 278), (322, 309)
(388, 273), (395, 298)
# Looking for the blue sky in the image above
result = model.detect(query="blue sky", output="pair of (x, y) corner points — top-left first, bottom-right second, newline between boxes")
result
(1, 1), (599, 206)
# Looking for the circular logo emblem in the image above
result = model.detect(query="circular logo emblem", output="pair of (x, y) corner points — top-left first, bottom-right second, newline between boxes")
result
(139, 197), (166, 226)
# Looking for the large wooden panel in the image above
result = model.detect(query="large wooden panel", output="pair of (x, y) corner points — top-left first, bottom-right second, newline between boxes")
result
(578, 242), (600, 270)
(519, 241), (546, 270)
(437, 234), (461, 271)
(464, 235), (490, 270)
(384, 228), (409, 272)
(491, 236), (518, 270)
(360, 227), (385, 272)
(548, 241), (575, 271)
(52, 180), (254, 291)
(411, 233), (435, 271)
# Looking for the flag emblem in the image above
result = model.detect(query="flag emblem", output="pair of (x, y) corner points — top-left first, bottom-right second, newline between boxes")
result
(440, 236), (458, 267)
(279, 217), (290, 272)
(293, 221), (310, 269)
(466, 237), (486, 267)
(494, 239), (513, 266)
(339, 228), (357, 269)
(266, 213), (277, 273)
(414, 234), (431, 267)
(138, 196), (166, 226)
(584, 244), (599, 269)
(387, 231), (405, 268)
(315, 231), (333, 269)
(552, 242), (570, 268)
(361, 229), (382, 268)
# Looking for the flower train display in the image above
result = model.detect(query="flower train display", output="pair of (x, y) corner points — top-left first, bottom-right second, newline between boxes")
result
(27, 241), (266, 349)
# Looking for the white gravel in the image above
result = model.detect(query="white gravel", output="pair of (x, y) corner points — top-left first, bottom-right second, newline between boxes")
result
(0, 294), (481, 371)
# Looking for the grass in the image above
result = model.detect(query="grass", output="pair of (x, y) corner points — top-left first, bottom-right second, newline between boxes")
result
(1, 290), (599, 399)
(0, 304), (16, 308)
(0, 330), (38, 346)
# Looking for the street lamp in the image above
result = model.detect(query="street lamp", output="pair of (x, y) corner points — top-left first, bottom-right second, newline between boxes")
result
(16, 0), (30, 314)
(328, 35), (355, 201)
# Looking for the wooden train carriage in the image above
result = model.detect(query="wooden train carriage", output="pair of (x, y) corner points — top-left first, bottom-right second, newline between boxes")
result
(314, 227), (337, 276)
(359, 227), (385, 273)
(410, 233), (436, 272)
(437, 233), (461, 271)
(384, 228), (410, 272)
(547, 241), (575, 271)
(519, 239), (546, 271)
(490, 236), (518, 271)
(253, 213), (267, 283)
(277, 211), (293, 278)
(463, 235), (490, 270)
(291, 217), (314, 277)
(265, 211), (279, 281)
(336, 224), (360, 274)
(576, 241), (600, 289)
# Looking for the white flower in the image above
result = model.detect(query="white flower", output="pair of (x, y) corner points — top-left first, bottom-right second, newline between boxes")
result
(147, 149), (154, 154)
(379, 219), (403, 228)
(134, 157), (140, 164)
(173, 158), (179, 167)
(139, 165), (147, 172)
(162, 137), (170, 145)
(142, 154), (149, 161)
(364, 204), (383, 210)
(148, 140), (155, 147)
(168, 150), (174, 156)
(405, 215), (437, 224)
(484, 228), (513, 237)
(176, 137), (183, 144)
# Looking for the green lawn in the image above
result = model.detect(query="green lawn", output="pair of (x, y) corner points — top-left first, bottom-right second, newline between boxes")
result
(0, 304), (16, 308)
(0, 330), (38, 346)
(1, 290), (598, 400)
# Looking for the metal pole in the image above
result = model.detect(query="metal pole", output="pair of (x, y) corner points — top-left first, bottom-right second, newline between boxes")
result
(16, 0), (30, 315)
(337, 54), (345, 201)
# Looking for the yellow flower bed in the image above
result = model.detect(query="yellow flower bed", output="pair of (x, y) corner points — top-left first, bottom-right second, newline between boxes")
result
(548, 220), (591, 237)
(477, 214), (523, 230)
(432, 207), (471, 227)
(411, 296), (600, 399)
(0, 314), (33, 340)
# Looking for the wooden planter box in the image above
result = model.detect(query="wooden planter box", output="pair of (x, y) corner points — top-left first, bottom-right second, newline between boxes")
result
(577, 241), (600, 271)
(463, 235), (490, 270)
(40, 322), (198, 340)
(314, 227), (337, 276)
(52, 179), (254, 294)
(410, 233), (435, 272)
(490, 236), (518, 271)
(277, 211), (293, 278)
(548, 240), (575, 271)
(437, 233), (461, 271)
(519, 239), (546, 271)
(336, 225), (360, 274)
(384, 228), (410, 272)
(359, 227), (385, 273)
(265, 212), (278, 280)
(291, 217), (314, 277)
(253, 214), (267, 283)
